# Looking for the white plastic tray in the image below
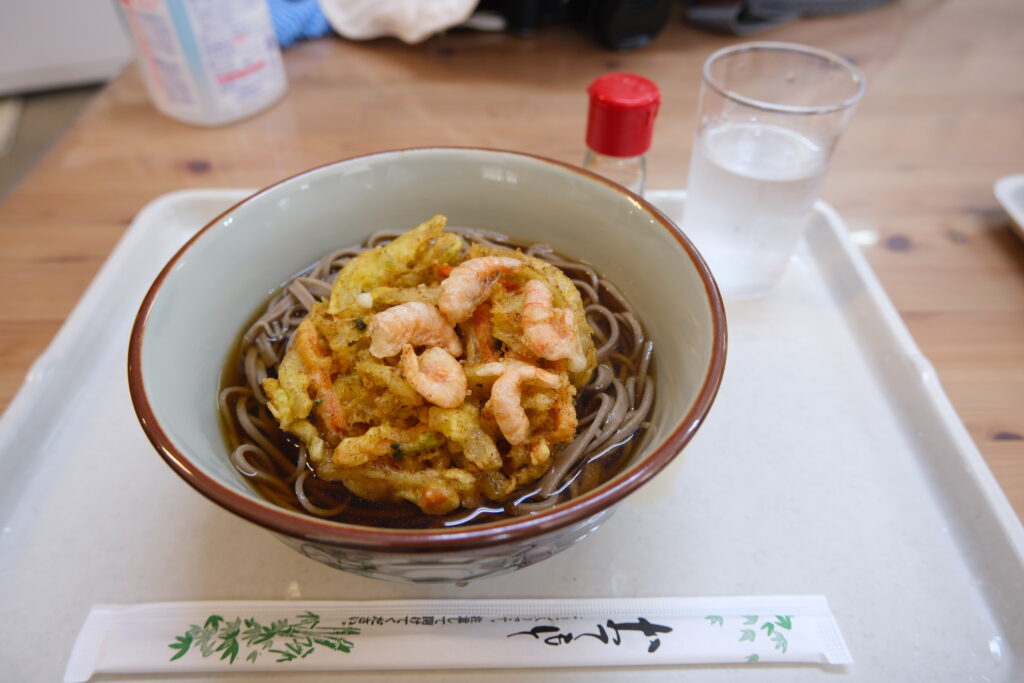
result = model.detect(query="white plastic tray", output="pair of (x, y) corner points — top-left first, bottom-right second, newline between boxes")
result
(0, 189), (1021, 682)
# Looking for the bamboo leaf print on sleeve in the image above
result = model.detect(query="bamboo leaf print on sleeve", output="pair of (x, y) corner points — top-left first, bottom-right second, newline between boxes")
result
(168, 613), (360, 666)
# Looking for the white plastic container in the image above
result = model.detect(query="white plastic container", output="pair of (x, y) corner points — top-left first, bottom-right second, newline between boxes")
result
(118, 0), (287, 126)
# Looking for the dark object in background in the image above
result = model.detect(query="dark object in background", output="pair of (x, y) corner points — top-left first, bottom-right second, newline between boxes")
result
(477, 0), (672, 51)
(684, 0), (895, 35)
(582, 0), (672, 50)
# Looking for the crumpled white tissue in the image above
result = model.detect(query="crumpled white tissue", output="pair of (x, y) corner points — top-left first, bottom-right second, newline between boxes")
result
(318, 0), (478, 44)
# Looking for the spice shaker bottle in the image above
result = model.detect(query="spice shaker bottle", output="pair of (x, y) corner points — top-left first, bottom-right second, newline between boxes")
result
(118, 0), (287, 126)
(583, 73), (660, 194)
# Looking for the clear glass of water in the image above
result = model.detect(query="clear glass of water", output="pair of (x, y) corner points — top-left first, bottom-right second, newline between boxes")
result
(682, 42), (865, 298)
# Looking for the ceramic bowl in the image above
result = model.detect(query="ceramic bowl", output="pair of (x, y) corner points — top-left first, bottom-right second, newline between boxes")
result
(128, 148), (726, 583)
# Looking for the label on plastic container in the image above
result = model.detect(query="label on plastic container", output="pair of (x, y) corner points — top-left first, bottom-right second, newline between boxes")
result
(64, 596), (852, 681)
(119, 0), (286, 124)
(121, 0), (202, 111)
(183, 0), (283, 109)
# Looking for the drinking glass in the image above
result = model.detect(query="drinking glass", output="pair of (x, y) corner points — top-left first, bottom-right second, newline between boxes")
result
(682, 42), (865, 298)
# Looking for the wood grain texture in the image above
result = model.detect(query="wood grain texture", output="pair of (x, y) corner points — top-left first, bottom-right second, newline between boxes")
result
(0, 0), (1021, 518)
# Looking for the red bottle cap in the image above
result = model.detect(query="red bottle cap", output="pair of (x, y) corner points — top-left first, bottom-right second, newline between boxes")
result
(586, 73), (660, 158)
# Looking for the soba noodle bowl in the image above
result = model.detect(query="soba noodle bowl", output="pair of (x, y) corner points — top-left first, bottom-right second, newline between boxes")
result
(219, 225), (654, 528)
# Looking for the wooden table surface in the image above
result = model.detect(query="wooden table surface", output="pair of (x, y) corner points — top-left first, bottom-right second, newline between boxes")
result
(1, 0), (1021, 520)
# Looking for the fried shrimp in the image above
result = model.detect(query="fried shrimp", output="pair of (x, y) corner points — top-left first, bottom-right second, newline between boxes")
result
(292, 319), (347, 433)
(368, 302), (462, 358)
(522, 279), (587, 373)
(400, 345), (467, 408)
(438, 256), (522, 323)
(485, 363), (563, 445)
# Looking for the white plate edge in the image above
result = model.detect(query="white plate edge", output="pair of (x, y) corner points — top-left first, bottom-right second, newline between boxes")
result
(811, 199), (1024, 566)
(649, 188), (1024, 570)
(995, 174), (1024, 239)
(0, 188), (255, 469)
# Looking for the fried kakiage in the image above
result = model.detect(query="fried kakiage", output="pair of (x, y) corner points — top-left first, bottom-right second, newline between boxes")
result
(262, 216), (596, 515)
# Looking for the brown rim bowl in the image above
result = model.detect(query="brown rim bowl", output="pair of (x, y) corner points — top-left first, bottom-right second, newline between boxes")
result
(127, 147), (726, 581)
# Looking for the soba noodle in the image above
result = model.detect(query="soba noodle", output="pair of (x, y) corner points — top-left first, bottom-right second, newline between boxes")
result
(219, 228), (655, 528)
